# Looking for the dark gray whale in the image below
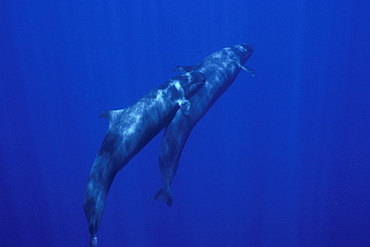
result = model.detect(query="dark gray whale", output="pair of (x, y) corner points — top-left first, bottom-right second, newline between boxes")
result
(83, 71), (205, 247)
(150, 44), (254, 207)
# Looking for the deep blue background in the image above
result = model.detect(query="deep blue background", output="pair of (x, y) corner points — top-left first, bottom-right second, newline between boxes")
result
(1, 1), (369, 246)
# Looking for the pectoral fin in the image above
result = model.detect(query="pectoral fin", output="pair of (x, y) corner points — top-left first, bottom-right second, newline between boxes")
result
(240, 65), (255, 77)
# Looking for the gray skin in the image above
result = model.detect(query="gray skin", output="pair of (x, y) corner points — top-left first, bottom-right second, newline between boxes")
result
(83, 71), (205, 247)
(150, 44), (254, 207)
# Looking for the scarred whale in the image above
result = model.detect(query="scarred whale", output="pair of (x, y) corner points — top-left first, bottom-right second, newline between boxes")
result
(150, 44), (254, 207)
(83, 71), (206, 247)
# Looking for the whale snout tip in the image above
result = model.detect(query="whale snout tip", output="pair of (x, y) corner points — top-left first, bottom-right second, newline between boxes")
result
(241, 43), (254, 51)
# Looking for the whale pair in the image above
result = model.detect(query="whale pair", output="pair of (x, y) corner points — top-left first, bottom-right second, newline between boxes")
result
(83, 44), (254, 246)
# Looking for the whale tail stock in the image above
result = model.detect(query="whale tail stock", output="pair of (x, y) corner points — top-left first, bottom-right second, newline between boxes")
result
(149, 184), (173, 207)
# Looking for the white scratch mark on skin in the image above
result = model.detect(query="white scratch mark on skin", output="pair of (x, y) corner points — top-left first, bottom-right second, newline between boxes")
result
(173, 81), (182, 92)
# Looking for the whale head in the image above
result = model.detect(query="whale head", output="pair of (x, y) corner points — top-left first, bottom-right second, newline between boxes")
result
(214, 43), (254, 76)
(234, 44), (254, 65)
(186, 43), (255, 78)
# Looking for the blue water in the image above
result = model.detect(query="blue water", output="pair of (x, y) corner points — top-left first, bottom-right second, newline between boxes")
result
(1, 1), (369, 246)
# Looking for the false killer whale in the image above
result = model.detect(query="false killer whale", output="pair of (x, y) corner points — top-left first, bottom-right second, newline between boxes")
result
(83, 71), (205, 247)
(150, 44), (254, 207)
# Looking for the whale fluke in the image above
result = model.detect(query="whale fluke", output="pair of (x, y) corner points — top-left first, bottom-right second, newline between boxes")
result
(90, 235), (97, 247)
(149, 184), (173, 207)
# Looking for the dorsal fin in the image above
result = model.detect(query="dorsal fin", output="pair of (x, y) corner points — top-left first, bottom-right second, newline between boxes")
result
(99, 109), (125, 122)
(99, 110), (112, 120)
(173, 65), (195, 73)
